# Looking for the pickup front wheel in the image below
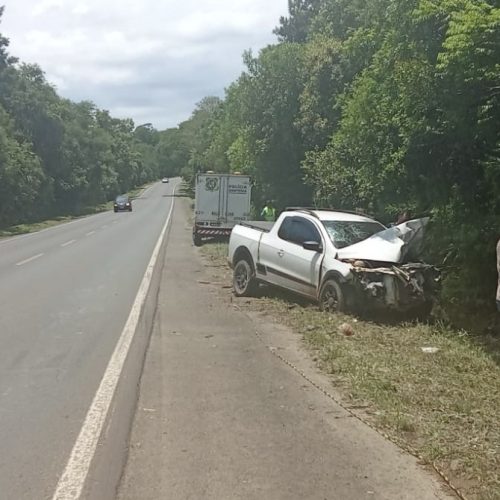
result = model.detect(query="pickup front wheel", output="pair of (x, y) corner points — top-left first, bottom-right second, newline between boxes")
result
(319, 279), (346, 313)
(233, 259), (258, 297)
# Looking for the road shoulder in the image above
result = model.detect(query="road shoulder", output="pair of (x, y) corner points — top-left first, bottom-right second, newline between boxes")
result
(118, 198), (453, 500)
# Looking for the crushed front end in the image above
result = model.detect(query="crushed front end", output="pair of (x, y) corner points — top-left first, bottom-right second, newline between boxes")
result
(347, 260), (440, 312)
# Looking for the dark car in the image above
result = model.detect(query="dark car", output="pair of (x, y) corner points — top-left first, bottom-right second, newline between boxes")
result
(114, 195), (132, 212)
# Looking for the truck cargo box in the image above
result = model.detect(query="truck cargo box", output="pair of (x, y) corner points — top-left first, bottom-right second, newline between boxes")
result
(193, 173), (252, 246)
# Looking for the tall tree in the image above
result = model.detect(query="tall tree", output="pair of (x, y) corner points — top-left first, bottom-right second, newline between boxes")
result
(226, 45), (311, 207)
(274, 0), (323, 42)
(0, 105), (45, 225)
(0, 6), (16, 70)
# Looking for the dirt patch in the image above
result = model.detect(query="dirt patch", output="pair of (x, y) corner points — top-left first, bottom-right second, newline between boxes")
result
(201, 241), (500, 500)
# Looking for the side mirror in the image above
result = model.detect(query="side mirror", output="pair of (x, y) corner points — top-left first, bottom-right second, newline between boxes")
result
(303, 241), (323, 253)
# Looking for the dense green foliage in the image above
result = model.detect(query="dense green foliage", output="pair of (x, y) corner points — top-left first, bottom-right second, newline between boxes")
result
(0, 8), (164, 226)
(1, 2), (499, 317)
(169, 0), (500, 318)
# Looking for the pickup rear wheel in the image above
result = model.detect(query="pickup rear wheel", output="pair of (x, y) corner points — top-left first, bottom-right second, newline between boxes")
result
(233, 259), (258, 297)
(319, 279), (346, 313)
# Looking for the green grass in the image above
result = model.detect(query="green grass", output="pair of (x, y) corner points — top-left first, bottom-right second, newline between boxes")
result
(202, 241), (229, 260)
(0, 183), (152, 238)
(202, 241), (500, 500)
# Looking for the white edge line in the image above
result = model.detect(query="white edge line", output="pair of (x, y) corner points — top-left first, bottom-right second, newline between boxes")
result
(16, 253), (44, 266)
(52, 183), (177, 500)
(86, 231), (96, 236)
(61, 239), (76, 247)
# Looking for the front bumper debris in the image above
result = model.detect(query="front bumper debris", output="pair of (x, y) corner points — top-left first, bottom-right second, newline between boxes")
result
(350, 262), (440, 311)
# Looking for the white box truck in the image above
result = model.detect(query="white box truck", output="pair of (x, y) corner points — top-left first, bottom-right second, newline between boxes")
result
(193, 172), (252, 246)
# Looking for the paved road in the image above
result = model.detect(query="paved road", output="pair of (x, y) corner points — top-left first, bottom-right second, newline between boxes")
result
(0, 181), (175, 499)
(119, 199), (452, 500)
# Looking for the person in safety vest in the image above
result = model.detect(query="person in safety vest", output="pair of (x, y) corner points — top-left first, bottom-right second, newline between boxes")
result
(261, 200), (276, 222)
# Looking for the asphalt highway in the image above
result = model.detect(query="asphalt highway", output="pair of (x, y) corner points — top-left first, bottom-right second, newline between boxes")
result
(0, 181), (175, 499)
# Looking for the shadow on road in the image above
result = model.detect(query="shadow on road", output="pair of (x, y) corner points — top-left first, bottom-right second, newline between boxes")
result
(162, 194), (190, 198)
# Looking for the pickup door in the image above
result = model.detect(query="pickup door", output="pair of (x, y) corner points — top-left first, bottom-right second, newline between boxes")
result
(258, 216), (325, 298)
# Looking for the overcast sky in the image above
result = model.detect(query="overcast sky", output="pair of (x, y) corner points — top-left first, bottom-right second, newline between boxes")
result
(1, 0), (288, 129)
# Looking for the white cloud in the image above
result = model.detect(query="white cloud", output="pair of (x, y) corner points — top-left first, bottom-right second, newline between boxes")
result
(72, 2), (90, 15)
(32, 0), (66, 17)
(1, 0), (289, 128)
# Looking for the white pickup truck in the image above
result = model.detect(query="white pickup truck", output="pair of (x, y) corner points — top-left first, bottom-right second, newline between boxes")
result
(228, 208), (439, 315)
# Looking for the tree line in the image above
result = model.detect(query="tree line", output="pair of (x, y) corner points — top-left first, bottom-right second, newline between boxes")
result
(163, 0), (500, 319)
(0, 7), (176, 228)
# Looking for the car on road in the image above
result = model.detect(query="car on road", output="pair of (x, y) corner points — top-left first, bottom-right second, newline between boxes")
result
(162, 177), (169, 183)
(114, 195), (132, 212)
(228, 208), (439, 316)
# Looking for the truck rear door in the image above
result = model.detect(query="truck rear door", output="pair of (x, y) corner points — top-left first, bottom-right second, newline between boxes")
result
(195, 174), (252, 230)
(226, 176), (252, 226)
(195, 174), (224, 226)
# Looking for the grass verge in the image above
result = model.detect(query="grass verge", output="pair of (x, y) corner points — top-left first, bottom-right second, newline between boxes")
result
(0, 183), (152, 238)
(202, 241), (500, 500)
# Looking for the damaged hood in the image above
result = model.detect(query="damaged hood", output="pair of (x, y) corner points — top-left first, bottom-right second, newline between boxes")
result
(337, 218), (429, 264)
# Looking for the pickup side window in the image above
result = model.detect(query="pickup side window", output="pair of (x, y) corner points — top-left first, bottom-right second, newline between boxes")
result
(279, 217), (321, 246)
(278, 217), (293, 240)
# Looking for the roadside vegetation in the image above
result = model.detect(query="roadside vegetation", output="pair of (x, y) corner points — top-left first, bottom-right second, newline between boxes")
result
(202, 241), (500, 500)
(164, 0), (500, 326)
(0, 183), (150, 238)
(0, 8), (178, 231)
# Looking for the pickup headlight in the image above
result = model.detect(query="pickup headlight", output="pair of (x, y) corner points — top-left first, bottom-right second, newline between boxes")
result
(342, 259), (367, 268)
(353, 260), (367, 268)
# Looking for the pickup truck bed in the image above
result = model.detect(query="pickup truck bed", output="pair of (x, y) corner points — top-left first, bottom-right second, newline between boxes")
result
(240, 221), (274, 232)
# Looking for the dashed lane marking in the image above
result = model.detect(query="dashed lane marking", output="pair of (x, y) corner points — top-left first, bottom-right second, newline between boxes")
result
(16, 253), (44, 266)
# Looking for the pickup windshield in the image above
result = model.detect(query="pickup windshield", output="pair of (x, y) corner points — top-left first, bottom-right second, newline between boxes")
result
(322, 220), (385, 249)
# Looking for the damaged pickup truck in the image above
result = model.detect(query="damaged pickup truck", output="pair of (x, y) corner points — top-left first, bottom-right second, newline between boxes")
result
(228, 208), (439, 316)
